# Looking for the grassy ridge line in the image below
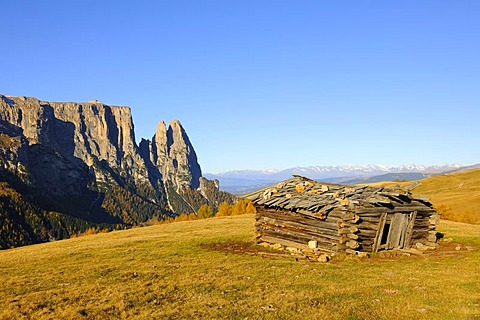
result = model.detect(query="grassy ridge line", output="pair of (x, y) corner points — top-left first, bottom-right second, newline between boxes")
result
(1, 214), (480, 319)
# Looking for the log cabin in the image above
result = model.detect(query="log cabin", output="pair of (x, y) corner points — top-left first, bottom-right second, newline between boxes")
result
(244, 176), (438, 257)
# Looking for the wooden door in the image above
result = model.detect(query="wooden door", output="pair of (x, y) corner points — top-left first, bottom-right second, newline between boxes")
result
(385, 213), (408, 249)
(373, 211), (417, 252)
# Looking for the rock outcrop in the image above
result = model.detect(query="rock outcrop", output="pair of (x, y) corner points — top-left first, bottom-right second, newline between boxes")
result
(141, 119), (202, 190)
(0, 94), (235, 248)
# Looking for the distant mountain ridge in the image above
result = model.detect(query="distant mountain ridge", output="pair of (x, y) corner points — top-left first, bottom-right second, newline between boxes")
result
(206, 164), (466, 194)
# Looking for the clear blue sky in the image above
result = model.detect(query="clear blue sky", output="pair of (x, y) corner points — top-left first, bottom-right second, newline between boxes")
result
(1, 1), (479, 173)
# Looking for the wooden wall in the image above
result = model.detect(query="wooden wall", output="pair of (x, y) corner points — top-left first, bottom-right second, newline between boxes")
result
(255, 208), (343, 253)
(255, 201), (437, 255)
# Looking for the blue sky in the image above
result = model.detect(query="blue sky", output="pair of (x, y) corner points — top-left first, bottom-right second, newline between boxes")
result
(1, 1), (479, 173)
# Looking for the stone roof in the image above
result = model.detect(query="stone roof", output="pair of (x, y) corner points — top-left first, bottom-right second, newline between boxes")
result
(244, 175), (431, 218)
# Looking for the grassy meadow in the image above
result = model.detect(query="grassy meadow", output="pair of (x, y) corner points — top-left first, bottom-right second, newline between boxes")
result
(1, 214), (479, 319)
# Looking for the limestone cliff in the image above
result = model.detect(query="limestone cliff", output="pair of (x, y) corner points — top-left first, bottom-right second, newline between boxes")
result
(0, 94), (235, 248)
(142, 120), (202, 190)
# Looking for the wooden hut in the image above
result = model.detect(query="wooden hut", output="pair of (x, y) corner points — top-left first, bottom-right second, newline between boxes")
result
(244, 176), (438, 256)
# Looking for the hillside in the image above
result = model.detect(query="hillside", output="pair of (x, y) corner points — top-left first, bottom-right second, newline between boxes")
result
(367, 168), (480, 224)
(413, 168), (480, 223)
(0, 214), (479, 319)
(0, 181), (122, 249)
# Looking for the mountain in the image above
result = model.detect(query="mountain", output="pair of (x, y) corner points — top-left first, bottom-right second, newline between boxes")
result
(207, 164), (463, 194)
(203, 174), (277, 194)
(0, 95), (235, 248)
(342, 172), (431, 185)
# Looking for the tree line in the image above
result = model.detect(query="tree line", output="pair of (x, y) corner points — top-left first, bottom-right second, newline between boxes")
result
(155, 199), (256, 224)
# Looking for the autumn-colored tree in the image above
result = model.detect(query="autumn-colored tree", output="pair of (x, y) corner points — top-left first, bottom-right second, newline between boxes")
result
(197, 205), (213, 219)
(84, 228), (99, 235)
(436, 204), (456, 221)
(460, 210), (477, 224)
(188, 213), (198, 220)
(231, 199), (256, 215)
(245, 200), (257, 214)
(231, 199), (246, 215)
(174, 214), (189, 222)
(216, 202), (232, 217)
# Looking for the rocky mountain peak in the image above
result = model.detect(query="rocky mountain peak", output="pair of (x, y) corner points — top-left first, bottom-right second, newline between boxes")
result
(151, 120), (168, 166)
(0, 95), (233, 245)
(156, 120), (167, 136)
(147, 119), (202, 190)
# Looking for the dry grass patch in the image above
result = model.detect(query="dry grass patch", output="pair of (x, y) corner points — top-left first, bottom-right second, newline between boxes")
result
(0, 215), (479, 319)
(414, 169), (480, 224)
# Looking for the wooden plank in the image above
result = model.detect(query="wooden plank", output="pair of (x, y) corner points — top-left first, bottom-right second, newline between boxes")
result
(256, 218), (340, 241)
(386, 213), (408, 249)
(259, 209), (323, 224)
(411, 230), (432, 239)
(257, 227), (338, 244)
(357, 229), (378, 237)
(357, 216), (391, 224)
(259, 229), (311, 245)
(403, 211), (417, 248)
(367, 196), (391, 204)
(355, 211), (386, 217)
(356, 221), (379, 230)
(258, 235), (309, 250)
(355, 207), (435, 214)
(259, 231), (336, 250)
(257, 220), (341, 241)
(260, 210), (342, 230)
(256, 217), (338, 234)
(358, 239), (375, 246)
(372, 212), (387, 252)
(411, 194), (430, 202)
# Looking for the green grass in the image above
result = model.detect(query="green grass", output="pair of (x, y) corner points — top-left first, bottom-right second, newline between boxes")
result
(1, 215), (479, 319)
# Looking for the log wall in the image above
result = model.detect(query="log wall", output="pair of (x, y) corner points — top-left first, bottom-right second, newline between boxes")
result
(255, 201), (438, 256)
(255, 208), (343, 253)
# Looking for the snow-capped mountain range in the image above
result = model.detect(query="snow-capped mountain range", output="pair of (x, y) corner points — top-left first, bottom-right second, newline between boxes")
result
(204, 163), (467, 194)
(208, 164), (462, 180)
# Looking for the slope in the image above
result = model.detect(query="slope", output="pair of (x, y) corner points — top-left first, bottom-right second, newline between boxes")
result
(367, 168), (480, 224)
(0, 215), (479, 319)
(0, 180), (122, 249)
(413, 168), (480, 223)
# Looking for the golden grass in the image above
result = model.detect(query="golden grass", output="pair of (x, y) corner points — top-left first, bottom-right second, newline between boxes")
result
(367, 168), (480, 224)
(1, 215), (479, 319)
(413, 169), (480, 222)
